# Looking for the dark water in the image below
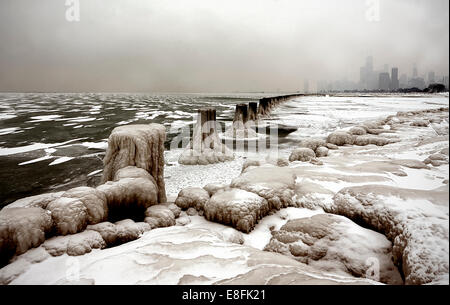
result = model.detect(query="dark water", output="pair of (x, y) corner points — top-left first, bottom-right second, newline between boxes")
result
(0, 92), (268, 207)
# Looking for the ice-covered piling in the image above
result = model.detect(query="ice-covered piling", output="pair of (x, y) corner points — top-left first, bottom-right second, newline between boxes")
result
(248, 102), (258, 122)
(101, 124), (167, 204)
(178, 108), (234, 165)
(257, 94), (303, 117)
(233, 104), (249, 135)
(192, 108), (219, 151)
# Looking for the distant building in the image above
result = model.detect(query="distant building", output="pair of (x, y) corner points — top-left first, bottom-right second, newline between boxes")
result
(428, 71), (435, 84)
(390, 67), (399, 90)
(359, 56), (378, 90)
(379, 73), (391, 91)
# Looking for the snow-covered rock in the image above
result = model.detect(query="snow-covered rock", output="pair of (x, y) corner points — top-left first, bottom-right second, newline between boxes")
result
(289, 148), (316, 162)
(86, 222), (119, 246)
(3, 192), (63, 210)
(174, 187), (210, 211)
(331, 185), (449, 285)
(43, 230), (106, 256)
(203, 183), (228, 196)
(299, 138), (327, 151)
(204, 188), (269, 233)
(230, 167), (296, 210)
(264, 214), (403, 285)
(327, 131), (354, 146)
(315, 146), (329, 157)
(115, 219), (151, 244)
(62, 187), (108, 225)
(46, 197), (88, 235)
(354, 135), (392, 146)
(349, 126), (367, 136)
(97, 177), (158, 218)
(144, 205), (176, 229)
(0, 207), (53, 263)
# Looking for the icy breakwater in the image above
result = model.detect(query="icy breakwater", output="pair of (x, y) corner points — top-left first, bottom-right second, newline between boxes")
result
(0, 95), (448, 285)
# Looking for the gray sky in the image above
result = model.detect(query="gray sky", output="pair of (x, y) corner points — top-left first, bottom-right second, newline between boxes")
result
(0, 0), (448, 92)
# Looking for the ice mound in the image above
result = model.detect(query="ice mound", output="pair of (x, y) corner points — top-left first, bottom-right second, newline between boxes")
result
(101, 124), (167, 203)
(47, 197), (88, 235)
(230, 166), (296, 210)
(298, 138), (327, 151)
(174, 187), (210, 211)
(289, 148), (316, 162)
(204, 188), (269, 233)
(0, 207), (53, 265)
(327, 131), (354, 146)
(42, 230), (106, 256)
(331, 185), (449, 285)
(62, 187), (108, 225)
(144, 205), (176, 229)
(264, 214), (403, 285)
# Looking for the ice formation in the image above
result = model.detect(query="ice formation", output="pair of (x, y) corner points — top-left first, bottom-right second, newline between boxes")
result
(264, 214), (403, 285)
(101, 124), (167, 203)
(178, 108), (234, 165)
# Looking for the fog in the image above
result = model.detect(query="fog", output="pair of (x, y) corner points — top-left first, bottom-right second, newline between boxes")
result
(0, 0), (448, 92)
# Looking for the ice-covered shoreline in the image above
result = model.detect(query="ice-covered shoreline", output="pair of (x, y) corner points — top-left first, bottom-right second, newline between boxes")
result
(0, 93), (448, 285)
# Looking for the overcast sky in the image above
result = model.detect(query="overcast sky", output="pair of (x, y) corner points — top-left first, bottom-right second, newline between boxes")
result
(0, 0), (448, 92)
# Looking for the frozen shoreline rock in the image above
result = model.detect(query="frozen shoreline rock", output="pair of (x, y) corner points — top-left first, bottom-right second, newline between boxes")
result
(62, 187), (108, 225)
(174, 187), (210, 211)
(144, 205), (176, 229)
(101, 124), (167, 204)
(327, 131), (354, 146)
(97, 176), (158, 220)
(204, 188), (269, 233)
(47, 197), (88, 235)
(231, 167), (296, 211)
(264, 214), (403, 285)
(299, 138), (327, 152)
(3, 192), (64, 210)
(0, 207), (53, 264)
(315, 146), (329, 157)
(330, 185), (449, 285)
(289, 148), (316, 162)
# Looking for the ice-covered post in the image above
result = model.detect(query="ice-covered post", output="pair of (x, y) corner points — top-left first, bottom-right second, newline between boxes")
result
(233, 104), (248, 138)
(179, 108), (233, 165)
(248, 102), (258, 122)
(192, 107), (218, 151)
(101, 124), (167, 203)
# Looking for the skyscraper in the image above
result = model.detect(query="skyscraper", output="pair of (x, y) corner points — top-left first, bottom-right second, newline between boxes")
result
(413, 64), (418, 78)
(379, 73), (391, 91)
(390, 67), (399, 91)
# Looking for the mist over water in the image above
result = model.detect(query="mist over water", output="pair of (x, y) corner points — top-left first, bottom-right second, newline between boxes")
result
(0, 0), (448, 92)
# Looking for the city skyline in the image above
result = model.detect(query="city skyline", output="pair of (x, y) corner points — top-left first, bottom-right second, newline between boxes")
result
(317, 55), (449, 93)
